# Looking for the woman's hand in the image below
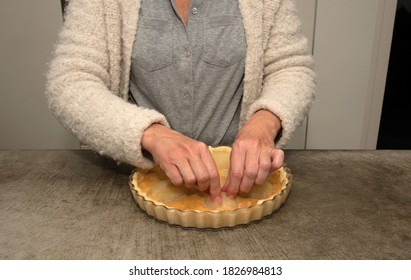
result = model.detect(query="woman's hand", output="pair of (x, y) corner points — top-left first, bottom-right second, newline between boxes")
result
(222, 110), (284, 197)
(142, 124), (222, 203)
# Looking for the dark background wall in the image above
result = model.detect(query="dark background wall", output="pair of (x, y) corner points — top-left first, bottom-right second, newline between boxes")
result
(377, 0), (411, 149)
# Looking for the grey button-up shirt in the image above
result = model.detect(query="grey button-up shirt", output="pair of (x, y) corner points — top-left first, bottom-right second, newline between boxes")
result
(129, 0), (246, 146)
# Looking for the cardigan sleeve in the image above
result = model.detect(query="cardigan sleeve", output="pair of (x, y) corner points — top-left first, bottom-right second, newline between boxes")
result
(45, 0), (169, 168)
(247, 0), (316, 148)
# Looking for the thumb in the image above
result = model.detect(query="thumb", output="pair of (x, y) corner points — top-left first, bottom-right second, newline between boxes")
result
(270, 149), (284, 172)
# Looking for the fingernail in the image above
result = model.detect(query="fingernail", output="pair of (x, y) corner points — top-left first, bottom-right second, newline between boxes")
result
(276, 157), (283, 168)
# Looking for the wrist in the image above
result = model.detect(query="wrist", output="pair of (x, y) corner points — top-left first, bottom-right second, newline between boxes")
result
(141, 123), (166, 152)
(250, 110), (282, 141)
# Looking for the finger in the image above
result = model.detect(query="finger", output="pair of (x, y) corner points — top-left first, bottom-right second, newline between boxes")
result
(199, 149), (221, 203)
(226, 145), (246, 197)
(271, 149), (285, 171)
(176, 159), (197, 189)
(189, 157), (210, 192)
(221, 173), (230, 192)
(239, 149), (259, 193)
(255, 149), (272, 185)
(161, 163), (183, 186)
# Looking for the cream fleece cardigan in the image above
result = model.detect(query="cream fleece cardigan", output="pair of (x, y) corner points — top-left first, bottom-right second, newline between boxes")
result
(46, 0), (316, 169)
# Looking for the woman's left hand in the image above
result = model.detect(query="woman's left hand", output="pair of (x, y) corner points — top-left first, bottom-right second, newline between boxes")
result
(222, 110), (284, 197)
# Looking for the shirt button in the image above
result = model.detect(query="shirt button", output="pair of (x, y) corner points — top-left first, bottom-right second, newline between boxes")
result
(184, 50), (191, 57)
(192, 7), (198, 15)
(183, 93), (192, 101)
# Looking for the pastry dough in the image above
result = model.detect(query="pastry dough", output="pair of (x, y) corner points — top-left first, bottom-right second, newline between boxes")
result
(130, 146), (292, 228)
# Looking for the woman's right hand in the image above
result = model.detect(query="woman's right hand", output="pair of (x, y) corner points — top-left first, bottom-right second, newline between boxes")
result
(141, 124), (222, 203)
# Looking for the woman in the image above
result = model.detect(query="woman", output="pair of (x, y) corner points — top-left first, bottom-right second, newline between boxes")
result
(46, 0), (316, 204)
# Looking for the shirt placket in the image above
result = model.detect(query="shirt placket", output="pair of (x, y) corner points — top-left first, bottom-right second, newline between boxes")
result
(170, 0), (201, 138)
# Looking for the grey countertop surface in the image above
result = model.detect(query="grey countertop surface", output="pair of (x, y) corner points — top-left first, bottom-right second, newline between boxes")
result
(0, 150), (410, 260)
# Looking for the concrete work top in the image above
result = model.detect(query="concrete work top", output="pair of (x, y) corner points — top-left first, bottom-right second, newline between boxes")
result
(1, 150), (410, 259)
